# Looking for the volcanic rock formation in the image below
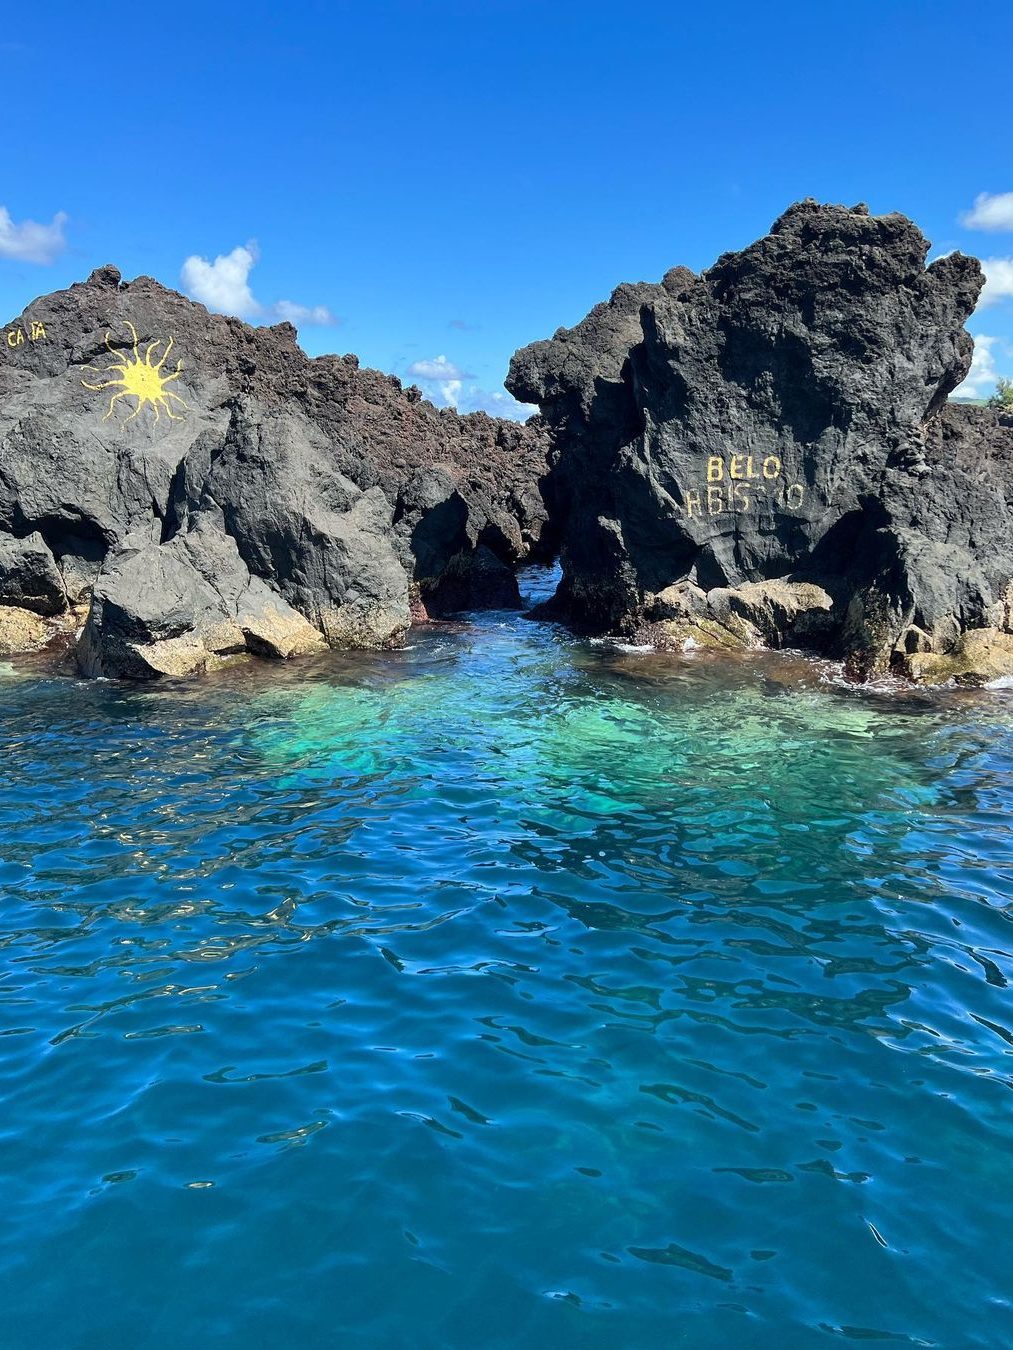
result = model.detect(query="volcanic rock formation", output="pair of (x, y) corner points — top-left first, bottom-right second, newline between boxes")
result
(0, 267), (553, 677)
(4, 203), (1011, 686)
(507, 200), (1012, 681)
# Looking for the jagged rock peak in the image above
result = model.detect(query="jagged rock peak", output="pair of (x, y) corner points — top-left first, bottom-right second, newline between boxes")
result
(507, 200), (1002, 682)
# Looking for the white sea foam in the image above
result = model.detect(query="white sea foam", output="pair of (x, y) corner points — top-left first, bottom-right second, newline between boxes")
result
(587, 636), (656, 653)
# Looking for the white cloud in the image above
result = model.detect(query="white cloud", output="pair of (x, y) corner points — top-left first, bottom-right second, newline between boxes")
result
(960, 192), (1013, 232)
(405, 356), (530, 415)
(952, 334), (1005, 399)
(0, 205), (68, 264)
(180, 242), (336, 327)
(274, 299), (336, 326)
(458, 388), (539, 422)
(407, 360), (538, 422)
(407, 356), (540, 418)
(437, 378), (463, 406)
(406, 354), (473, 381)
(977, 258), (1013, 307)
(181, 242), (260, 317)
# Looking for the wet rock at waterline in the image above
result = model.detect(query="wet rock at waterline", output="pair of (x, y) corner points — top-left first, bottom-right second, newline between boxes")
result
(75, 518), (329, 680)
(0, 605), (52, 656)
(0, 267), (553, 677)
(508, 199), (1013, 683)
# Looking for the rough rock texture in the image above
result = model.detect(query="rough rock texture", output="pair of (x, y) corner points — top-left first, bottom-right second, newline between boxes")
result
(905, 627), (1013, 686)
(0, 531), (67, 616)
(642, 577), (836, 652)
(0, 605), (51, 655)
(77, 518), (327, 679)
(508, 199), (1011, 680)
(0, 266), (552, 676)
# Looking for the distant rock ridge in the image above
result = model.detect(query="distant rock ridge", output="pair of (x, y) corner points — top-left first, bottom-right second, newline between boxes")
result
(0, 266), (554, 677)
(507, 199), (1013, 682)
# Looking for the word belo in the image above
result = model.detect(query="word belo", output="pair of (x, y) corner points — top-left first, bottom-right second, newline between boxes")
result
(707, 453), (781, 483)
(680, 452), (806, 518)
(6, 321), (47, 348)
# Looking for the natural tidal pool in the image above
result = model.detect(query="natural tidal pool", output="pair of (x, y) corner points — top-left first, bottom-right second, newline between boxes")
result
(1, 569), (1012, 1349)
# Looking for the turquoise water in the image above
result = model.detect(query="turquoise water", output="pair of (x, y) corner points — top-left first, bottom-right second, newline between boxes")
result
(2, 570), (1012, 1348)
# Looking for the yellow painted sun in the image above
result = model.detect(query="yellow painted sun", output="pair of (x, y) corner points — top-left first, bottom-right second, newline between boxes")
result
(81, 320), (189, 425)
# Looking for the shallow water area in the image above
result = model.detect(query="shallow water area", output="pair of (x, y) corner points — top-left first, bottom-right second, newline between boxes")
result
(1, 568), (1012, 1348)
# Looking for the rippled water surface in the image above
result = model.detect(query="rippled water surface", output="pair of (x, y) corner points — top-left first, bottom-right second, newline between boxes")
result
(2, 571), (1012, 1348)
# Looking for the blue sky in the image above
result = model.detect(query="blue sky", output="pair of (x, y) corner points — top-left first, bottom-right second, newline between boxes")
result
(3, 0), (1012, 415)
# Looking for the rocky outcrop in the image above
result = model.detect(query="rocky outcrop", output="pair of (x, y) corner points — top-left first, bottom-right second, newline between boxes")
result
(0, 531), (67, 616)
(76, 518), (327, 679)
(0, 267), (552, 677)
(508, 199), (1013, 682)
(5, 206), (1011, 687)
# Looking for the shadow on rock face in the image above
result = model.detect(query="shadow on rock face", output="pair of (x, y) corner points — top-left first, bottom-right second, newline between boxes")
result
(420, 544), (522, 616)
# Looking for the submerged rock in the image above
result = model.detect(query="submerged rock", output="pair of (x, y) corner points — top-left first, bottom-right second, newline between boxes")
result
(0, 268), (552, 677)
(508, 199), (1012, 682)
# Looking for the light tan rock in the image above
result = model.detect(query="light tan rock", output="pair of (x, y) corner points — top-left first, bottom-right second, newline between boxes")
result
(0, 605), (52, 655)
(126, 637), (214, 678)
(648, 580), (708, 621)
(241, 606), (326, 659)
(905, 628), (1013, 685)
(641, 577), (835, 653)
(201, 618), (247, 656)
(708, 579), (834, 647)
(653, 616), (751, 652)
(318, 604), (408, 651)
(897, 624), (934, 655)
(988, 582), (1013, 632)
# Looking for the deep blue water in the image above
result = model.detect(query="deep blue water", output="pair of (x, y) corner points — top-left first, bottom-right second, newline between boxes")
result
(2, 570), (1012, 1348)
